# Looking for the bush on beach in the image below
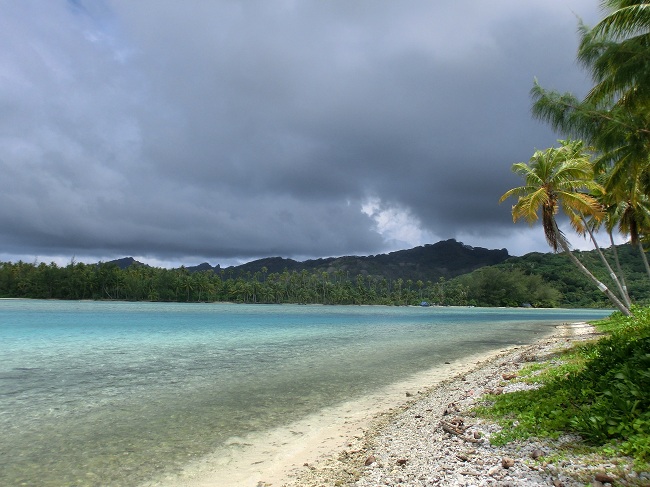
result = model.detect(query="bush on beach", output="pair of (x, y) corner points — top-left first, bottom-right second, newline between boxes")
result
(476, 306), (650, 468)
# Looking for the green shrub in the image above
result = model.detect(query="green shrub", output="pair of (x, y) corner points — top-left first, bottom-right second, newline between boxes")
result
(476, 306), (650, 464)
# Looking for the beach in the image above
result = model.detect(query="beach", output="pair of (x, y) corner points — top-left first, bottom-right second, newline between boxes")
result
(146, 321), (639, 487)
(144, 345), (515, 487)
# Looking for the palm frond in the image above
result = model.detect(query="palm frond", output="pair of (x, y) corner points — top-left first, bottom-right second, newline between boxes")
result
(593, 3), (650, 40)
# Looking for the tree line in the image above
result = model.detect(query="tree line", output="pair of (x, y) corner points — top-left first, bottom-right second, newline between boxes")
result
(0, 259), (564, 307)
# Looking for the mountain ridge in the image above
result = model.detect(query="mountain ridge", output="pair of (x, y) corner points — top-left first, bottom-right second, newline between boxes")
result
(108, 239), (510, 283)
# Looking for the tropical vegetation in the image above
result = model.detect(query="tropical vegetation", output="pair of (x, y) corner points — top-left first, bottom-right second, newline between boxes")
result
(475, 307), (650, 470)
(499, 139), (631, 314)
(473, 6), (650, 472)
(0, 258), (470, 306)
(2, 241), (649, 308)
(502, 0), (650, 316)
(487, 243), (650, 308)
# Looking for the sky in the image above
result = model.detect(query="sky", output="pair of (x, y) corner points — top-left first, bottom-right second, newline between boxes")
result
(0, 1), (609, 268)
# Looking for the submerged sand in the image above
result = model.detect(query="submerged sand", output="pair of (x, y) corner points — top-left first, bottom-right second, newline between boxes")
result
(143, 325), (579, 487)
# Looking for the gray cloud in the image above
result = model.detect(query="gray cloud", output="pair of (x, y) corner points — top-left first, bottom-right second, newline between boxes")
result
(0, 1), (603, 266)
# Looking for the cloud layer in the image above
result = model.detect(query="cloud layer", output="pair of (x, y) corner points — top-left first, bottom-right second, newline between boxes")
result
(0, 1), (603, 265)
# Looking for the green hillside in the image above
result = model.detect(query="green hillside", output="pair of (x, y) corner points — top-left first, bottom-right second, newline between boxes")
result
(1, 240), (648, 308)
(452, 243), (650, 308)
(215, 239), (509, 282)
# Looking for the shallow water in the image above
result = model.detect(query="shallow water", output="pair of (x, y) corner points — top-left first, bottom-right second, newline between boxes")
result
(0, 300), (611, 486)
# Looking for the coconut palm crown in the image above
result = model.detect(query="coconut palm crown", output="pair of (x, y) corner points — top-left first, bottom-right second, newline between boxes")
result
(578, 0), (650, 110)
(500, 139), (604, 252)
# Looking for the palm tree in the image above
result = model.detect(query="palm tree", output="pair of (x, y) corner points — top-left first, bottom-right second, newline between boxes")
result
(533, 0), (650, 128)
(583, 183), (632, 307)
(500, 139), (632, 315)
(578, 0), (650, 110)
(604, 170), (650, 280)
(581, 214), (632, 308)
(528, 2), (650, 310)
(531, 1), (650, 186)
(580, 0), (650, 206)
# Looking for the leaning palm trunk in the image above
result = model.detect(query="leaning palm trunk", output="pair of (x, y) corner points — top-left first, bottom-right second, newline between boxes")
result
(581, 217), (631, 308)
(609, 231), (631, 307)
(638, 240), (650, 282)
(555, 226), (632, 316)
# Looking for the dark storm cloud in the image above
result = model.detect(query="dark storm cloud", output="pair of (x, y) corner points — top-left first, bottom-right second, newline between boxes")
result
(0, 1), (603, 265)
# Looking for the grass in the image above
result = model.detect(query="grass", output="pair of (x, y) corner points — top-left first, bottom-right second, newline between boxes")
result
(474, 306), (650, 472)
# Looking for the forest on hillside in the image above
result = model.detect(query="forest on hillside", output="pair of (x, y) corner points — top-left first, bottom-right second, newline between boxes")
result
(451, 243), (650, 308)
(2, 241), (648, 308)
(486, 244), (650, 308)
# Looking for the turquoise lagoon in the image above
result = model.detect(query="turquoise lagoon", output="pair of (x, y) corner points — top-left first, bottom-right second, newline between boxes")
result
(0, 300), (612, 486)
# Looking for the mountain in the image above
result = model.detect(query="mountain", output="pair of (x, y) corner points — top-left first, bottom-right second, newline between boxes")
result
(105, 257), (149, 269)
(200, 239), (509, 282)
(103, 240), (509, 282)
(187, 262), (220, 272)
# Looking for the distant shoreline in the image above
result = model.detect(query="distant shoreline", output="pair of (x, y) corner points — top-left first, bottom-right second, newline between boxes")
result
(0, 297), (611, 312)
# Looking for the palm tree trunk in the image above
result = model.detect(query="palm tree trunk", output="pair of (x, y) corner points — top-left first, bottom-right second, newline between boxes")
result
(555, 226), (631, 316)
(609, 231), (631, 306)
(638, 240), (650, 282)
(581, 217), (630, 308)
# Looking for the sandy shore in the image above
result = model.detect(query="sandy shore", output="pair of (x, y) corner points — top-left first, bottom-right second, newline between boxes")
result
(148, 324), (604, 487)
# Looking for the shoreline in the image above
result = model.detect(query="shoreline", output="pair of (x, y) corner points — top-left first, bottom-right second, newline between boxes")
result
(283, 321), (641, 487)
(147, 325), (575, 487)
